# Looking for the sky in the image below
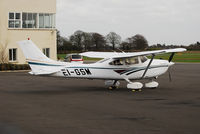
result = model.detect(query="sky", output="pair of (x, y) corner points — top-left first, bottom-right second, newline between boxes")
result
(56, 0), (200, 46)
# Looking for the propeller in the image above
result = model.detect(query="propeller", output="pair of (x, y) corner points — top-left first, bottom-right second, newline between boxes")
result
(168, 67), (172, 82)
(168, 52), (175, 82)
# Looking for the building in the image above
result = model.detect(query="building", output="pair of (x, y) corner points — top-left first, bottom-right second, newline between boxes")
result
(0, 0), (57, 64)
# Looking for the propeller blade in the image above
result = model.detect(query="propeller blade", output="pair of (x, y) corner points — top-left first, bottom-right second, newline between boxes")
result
(168, 52), (175, 62)
(168, 67), (172, 82)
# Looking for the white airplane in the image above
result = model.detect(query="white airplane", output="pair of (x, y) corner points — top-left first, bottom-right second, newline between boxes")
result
(18, 40), (186, 91)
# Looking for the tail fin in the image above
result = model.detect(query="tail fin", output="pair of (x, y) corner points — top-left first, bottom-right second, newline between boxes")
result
(17, 40), (52, 62)
(18, 40), (60, 75)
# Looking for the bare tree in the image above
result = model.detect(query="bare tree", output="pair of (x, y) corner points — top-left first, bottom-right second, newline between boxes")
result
(82, 32), (93, 51)
(106, 32), (121, 50)
(57, 30), (63, 47)
(0, 42), (8, 64)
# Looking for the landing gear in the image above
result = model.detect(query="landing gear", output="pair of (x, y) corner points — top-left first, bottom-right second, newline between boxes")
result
(132, 89), (142, 92)
(105, 80), (120, 90)
(145, 80), (159, 89)
(127, 82), (143, 90)
(108, 85), (119, 90)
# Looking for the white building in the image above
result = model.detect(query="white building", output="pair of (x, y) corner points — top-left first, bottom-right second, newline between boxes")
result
(0, 0), (57, 64)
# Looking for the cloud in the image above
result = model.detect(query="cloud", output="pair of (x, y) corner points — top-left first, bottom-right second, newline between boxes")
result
(56, 0), (200, 45)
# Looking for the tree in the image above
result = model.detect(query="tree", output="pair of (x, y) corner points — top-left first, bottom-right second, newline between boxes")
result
(69, 30), (84, 51)
(91, 33), (106, 51)
(106, 32), (121, 50)
(0, 42), (8, 64)
(119, 41), (130, 51)
(57, 30), (63, 47)
(81, 32), (93, 51)
(127, 34), (148, 50)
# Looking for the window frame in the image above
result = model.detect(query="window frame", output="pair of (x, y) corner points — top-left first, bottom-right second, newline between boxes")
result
(39, 13), (55, 29)
(22, 12), (38, 29)
(8, 12), (21, 28)
(43, 48), (50, 58)
(9, 48), (17, 62)
(8, 12), (56, 29)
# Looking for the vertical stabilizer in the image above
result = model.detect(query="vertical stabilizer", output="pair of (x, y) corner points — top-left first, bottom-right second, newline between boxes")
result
(17, 40), (52, 62)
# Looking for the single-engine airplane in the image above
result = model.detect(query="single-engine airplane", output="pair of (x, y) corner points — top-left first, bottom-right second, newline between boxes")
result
(18, 40), (186, 91)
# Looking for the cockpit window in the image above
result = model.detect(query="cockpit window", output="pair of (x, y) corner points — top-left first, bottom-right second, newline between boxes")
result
(109, 57), (139, 66)
(140, 56), (148, 63)
(109, 59), (124, 65)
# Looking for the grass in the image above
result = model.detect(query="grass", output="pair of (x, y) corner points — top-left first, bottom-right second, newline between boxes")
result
(153, 51), (200, 62)
(58, 51), (200, 63)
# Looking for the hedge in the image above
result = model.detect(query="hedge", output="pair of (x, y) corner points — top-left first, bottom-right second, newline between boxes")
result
(0, 64), (30, 71)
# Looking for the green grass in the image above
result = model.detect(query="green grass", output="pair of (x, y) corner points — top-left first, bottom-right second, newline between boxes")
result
(58, 51), (200, 63)
(152, 51), (200, 62)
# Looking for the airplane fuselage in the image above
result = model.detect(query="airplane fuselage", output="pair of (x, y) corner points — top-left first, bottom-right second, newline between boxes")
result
(29, 59), (172, 80)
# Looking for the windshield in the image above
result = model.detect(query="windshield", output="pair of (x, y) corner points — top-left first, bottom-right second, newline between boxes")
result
(140, 56), (148, 63)
(71, 55), (82, 59)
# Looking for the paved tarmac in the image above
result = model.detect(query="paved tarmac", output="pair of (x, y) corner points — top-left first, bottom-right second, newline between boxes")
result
(0, 63), (200, 134)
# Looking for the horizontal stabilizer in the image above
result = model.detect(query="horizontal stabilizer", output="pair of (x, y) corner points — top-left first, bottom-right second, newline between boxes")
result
(29, 69), (60, 75)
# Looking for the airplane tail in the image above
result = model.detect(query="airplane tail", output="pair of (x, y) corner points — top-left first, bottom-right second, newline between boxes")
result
(18, 40), (52, 62)
(18, 40), (61, 75)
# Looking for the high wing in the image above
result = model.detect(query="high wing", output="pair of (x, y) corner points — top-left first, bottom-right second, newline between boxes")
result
(80, 48), (186, 59)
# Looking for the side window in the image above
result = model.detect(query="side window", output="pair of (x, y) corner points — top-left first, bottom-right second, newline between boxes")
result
(124, 57), (139, 65)
(9, 48), (17, 61)
(109, 59), (124, 66)
(109, 57), (139, 66)
(140, 56), (148, 63)
(43, 48), (50, 58)
(129, 57), (139, 64)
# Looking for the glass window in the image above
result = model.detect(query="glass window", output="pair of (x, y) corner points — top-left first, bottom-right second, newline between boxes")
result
(8, 20), (15, 28)
(43, 48), (50, 58)
(39, 13), (55, 28)
(9, 48), (17, 61)
(140, 56), (148, 63)
(9, 13), (14, 19)
(9, 12), (55, 29)
(8, 12), (21, 28)
(39, 14), (44, 28)
(129, 57), (139, 64)
(109, 57), (139, 66)
(109, 59), (124, 66)
(15, 13), (20, 19)
(22, 12), (37, 28)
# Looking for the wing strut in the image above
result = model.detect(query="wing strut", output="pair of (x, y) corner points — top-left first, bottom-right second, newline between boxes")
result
(141, 54), (155, 79)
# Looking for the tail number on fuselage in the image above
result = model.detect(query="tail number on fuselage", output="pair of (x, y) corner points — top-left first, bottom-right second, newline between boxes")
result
(62, 68), (92, 76)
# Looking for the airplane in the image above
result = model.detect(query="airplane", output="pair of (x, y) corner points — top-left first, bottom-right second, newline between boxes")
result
(18, 40), (186, 91)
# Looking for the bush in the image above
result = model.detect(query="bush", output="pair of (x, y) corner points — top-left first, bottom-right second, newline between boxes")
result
(0, 64), (30, 71)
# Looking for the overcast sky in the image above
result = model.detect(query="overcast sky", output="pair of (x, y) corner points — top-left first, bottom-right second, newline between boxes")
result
(56, 0), (200, 45)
